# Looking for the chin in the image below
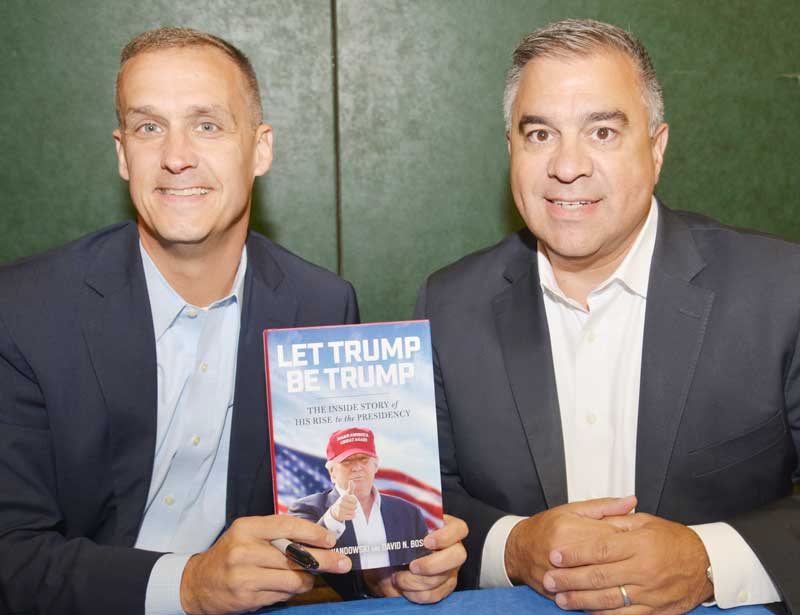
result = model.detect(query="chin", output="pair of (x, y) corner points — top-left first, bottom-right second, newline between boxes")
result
(154, 227), (213, 246)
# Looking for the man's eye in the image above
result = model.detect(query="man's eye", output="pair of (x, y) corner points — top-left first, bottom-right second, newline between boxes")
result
(591, 126), (616, 142)
(528, 129), (551, 143)
(197, 122), (219, 133)
(136, 122), (161, 134)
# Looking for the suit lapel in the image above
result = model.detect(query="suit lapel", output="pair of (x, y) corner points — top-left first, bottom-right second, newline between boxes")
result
(492, 234), (568, 508)
(227, 234), (298, 521)
(635, 207), (714, 514)
(81, 223), (157, 545)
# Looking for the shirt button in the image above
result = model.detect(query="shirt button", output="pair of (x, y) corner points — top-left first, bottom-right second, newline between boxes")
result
(192, 435), (201, 446)
(186, 307), (198, 318)
(737, 591), (749, 603)
(586, 413), (597, 425)
(586, 331), (596, 344)
(164, 495), (175, 506)
(199, 362), (208, 373)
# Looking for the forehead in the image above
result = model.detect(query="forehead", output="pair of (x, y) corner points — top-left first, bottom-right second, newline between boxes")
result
(515, 51), (647, 122)
(338, 453), (376, 463)
(117, 46), (248, 114)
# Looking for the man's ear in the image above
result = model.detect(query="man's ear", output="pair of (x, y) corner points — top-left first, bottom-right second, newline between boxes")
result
(113, 129), (130, 181)
(651, 122), (669, 185)
(253, 124), (273, 177)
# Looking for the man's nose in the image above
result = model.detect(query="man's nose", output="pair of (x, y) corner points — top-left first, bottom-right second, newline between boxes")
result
(547, 136), (593, 183)
(160, 130), (198, 174)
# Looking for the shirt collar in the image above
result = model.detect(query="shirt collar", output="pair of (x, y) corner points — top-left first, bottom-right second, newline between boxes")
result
(140, 242), (248, 341)
(537, 196), (659, 303)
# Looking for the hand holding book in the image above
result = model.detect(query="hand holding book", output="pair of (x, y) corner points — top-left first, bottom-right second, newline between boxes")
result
(179, 515), (351, 613)
(362, 514), (468, 603)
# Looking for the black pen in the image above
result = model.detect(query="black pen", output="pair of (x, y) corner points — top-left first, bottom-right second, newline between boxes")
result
(271, 538), (320, 570)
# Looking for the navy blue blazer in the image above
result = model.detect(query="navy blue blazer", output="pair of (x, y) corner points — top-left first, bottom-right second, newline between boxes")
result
(0, 222), (359, 615)
(289, 488), (429, 569)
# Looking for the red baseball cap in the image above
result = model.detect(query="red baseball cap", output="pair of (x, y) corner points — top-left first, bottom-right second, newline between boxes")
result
(326, 427), (377, 462)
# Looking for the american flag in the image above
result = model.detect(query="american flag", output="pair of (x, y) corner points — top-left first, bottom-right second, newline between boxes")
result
(274, 444), (443, 530)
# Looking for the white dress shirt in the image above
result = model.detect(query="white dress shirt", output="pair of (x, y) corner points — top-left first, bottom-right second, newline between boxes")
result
(321, 485), (391, 569)
(137, 244), (246, 615)
(479, 200), (781, 607)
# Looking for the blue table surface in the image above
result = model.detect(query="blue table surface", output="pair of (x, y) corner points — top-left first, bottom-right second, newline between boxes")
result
(266, 586), (772, 615)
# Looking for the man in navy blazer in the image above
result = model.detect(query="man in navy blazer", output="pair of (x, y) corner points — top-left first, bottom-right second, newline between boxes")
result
(0, 27), (465, 615)
(289, 427), (430, 569)
(415, 18), (799, 615)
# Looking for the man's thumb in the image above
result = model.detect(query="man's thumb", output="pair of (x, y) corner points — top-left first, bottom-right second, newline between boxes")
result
(573, 495), (637, 520)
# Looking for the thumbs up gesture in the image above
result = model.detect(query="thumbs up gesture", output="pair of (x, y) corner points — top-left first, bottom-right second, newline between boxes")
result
(329, 480), (358, 522)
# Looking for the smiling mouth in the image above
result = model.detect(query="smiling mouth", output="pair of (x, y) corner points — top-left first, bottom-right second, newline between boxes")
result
(157, 187), (211, 196)
(547, 198), (600, 210)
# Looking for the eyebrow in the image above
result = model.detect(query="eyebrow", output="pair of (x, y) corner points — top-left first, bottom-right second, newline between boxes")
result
(125, 105), (160, 119)
(517, 110), (630, 134)
(518, 115), (553, 134)
(186, 104), (236, 124)
(585, 110), (629, 126)
(124, 104), (237, 125)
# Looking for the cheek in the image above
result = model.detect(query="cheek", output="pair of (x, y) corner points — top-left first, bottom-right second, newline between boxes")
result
(510, 154), (546, 194)
(125, 152), (158, 186)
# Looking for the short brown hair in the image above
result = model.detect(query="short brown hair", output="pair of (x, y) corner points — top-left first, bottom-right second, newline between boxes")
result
(115, 27), (263, 127)
(504, 19), (664, 135)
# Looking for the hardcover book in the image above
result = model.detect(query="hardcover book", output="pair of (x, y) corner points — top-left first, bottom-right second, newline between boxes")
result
(264, 320), (443, 570)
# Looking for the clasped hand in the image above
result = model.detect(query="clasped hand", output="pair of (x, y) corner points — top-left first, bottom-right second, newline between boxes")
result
(363, 514), (468, 604)
(507, 497), (713, 615)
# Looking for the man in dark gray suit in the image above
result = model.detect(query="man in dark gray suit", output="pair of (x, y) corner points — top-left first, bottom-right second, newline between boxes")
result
(415, 18), (799, 614)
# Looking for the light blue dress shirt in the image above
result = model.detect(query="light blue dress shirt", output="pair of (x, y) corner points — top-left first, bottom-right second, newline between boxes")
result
(136, 244), (247, 615)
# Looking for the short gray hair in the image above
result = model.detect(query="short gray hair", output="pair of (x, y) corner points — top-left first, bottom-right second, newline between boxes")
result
(503, 19), (664, 135)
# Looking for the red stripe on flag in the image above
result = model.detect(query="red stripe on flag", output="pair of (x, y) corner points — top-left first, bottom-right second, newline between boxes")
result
(376, 468), (441, 496)
(379, 489), (443, 518)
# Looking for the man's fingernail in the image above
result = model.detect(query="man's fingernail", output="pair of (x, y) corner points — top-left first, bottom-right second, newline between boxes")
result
(550, 550), (562, 565)
(555, 593), (568, 608)
(410, 562), (420, 574)
(543, 574), (556, 591)
(326, 534), (336, 547)
(338, 558), (349, 571)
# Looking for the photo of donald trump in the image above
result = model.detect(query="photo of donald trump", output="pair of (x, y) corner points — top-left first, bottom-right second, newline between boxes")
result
(288, 427), (429, 569)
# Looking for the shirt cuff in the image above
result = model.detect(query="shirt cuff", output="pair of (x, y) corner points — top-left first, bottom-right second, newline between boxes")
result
(479, 515), (526, 589)
(689, 522), (781, 607)
(322, 509), (346, 539)
(144, 552), (194, 615)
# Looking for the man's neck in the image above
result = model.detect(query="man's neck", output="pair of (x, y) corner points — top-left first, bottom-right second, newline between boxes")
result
(139, 227), (247, 307)
(356, 490), (377, 522)
(546, 249), (627, 309)
(543, 212), (651, 309)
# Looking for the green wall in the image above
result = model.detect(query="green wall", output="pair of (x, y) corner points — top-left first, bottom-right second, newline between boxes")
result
(2, 1), (798, 322)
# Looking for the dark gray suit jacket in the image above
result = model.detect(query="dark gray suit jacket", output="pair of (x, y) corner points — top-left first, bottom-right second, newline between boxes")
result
(0, 221), (359, 615)
(414, 205), (800, 611)
(289, 488), (430, 569)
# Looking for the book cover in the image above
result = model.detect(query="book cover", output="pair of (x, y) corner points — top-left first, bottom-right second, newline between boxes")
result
(264, 320), (443, 570)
